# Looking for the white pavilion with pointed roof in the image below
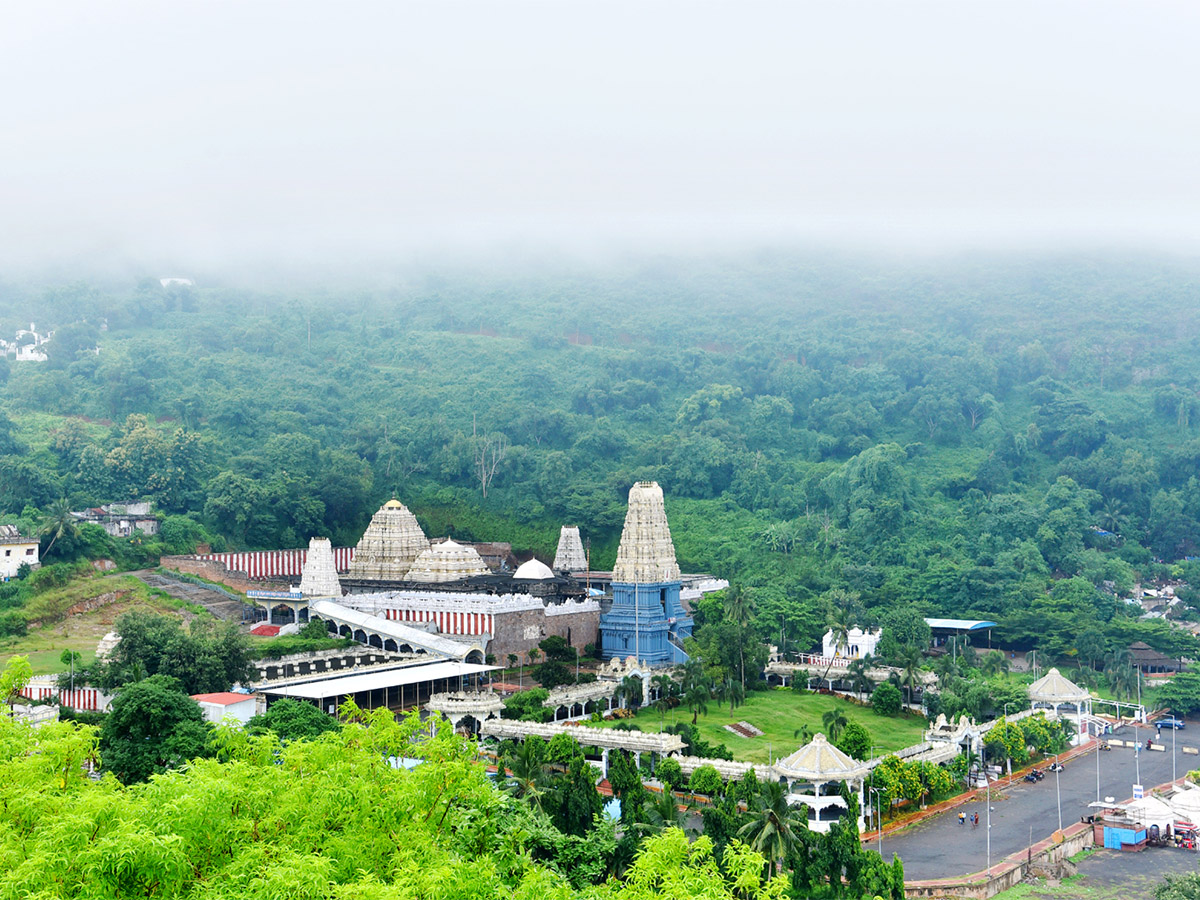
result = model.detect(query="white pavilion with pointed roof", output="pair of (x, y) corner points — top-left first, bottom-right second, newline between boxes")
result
(774, 732), (869, 832)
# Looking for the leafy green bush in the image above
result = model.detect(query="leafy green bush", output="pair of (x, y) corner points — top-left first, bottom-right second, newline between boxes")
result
(656, 756), (684, 790)
(687, 764), (724, 796)
(872, 682), (902, 717)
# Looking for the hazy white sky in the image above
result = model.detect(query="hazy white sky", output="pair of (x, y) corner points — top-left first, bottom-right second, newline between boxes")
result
(2, 1), (1198, 268)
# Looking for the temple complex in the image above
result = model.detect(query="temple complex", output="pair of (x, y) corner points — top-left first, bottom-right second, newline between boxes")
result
(552, 526), (587, 571)
(598, 482), (692, 664)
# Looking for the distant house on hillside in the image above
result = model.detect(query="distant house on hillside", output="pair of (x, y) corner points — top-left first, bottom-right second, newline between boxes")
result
(0, 525), (39, 580)
(0, 323), (53, 362)
(71, 502), (160, 538)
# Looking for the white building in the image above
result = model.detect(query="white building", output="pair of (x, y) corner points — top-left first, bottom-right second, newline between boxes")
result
(0, 525), (39, 580)
(191, 692), (263, 725)
(822, 626), (880, 660)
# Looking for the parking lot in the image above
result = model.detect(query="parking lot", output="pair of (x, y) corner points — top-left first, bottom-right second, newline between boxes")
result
(884, 722), (1195, 881)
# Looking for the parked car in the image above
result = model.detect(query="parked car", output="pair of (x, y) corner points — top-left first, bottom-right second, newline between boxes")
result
(1158, 717), (1186, 730)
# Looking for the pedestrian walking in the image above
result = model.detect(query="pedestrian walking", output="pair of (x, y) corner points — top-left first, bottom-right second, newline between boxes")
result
(959, 811), (966, 825)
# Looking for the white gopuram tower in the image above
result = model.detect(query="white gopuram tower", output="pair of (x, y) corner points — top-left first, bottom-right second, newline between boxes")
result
(553, 526), (588, 572)
(299, 536), (342, 597)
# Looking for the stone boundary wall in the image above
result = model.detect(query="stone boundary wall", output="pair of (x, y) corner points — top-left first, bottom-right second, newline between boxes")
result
(162, 556), (291, 594)
(491, 606), (599, 663)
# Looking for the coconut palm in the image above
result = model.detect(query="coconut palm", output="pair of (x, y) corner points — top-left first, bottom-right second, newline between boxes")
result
(724, 585), (753, 689)
(619, 675), (644, 711)
(738, 780), (807, 874)
(820, 615), (853, 689)
(652, 674), (674, 729)
(821, 708), (848, 742)
(898, 645), (925, 707)
(981, 650), (1010, 678)
(38, 498), (79, 558)
(502, 740), (549, 811)
(793, 724), (812, 745)
(637, 789), (693, 838)
(847, 657), (873, 701)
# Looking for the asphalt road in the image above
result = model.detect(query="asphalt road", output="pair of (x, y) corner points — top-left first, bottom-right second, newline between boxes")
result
(883, 723), (1196, 881)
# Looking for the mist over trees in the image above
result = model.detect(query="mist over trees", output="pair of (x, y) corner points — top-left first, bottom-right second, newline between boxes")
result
(3, 253), (1200, 662)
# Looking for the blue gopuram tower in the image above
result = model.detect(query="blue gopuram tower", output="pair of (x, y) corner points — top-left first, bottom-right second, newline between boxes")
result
(600, 482), (692, 664)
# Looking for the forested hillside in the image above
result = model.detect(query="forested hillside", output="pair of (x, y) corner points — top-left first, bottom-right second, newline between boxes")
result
(4, 253), (1200, 660)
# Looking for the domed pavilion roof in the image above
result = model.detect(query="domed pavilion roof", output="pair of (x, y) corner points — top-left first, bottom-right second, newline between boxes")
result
(514, 558), (555, 580)
(1027, 667), (1090, 704)
(406, 539), (490, 583)
(774, 733), (869, 782)
(347, 499), (430, 581)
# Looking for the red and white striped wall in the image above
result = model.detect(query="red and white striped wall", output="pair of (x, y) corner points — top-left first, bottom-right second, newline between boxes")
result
(22, 685), (111, 712)
(384, 607), (494, 636)
(197, 547), (355, 579)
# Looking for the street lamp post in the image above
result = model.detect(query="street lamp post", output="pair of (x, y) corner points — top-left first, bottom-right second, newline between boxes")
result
(984, 745), (991, 874)
(1055, 753), (1062, 833)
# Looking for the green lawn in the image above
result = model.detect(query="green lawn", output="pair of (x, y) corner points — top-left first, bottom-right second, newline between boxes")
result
(599, 687), (928, 764)
(0, 575), (196, 676)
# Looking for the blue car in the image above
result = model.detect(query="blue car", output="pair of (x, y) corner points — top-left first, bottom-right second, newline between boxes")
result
(1158, 717), (1186, 730)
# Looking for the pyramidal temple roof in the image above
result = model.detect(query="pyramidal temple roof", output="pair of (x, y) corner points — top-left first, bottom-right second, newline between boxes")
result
(298, 536), (342, 597)
(553, 526), (587, 571)
(406, 539), (490, 583)
(612, 482), (680, 584)
(346, 499), (430, 581)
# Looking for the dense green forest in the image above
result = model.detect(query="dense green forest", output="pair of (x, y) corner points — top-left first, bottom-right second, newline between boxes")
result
(4, 252), (1200, 662)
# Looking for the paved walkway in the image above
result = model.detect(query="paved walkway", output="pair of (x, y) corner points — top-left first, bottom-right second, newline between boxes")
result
(878, 724), (1193, 880)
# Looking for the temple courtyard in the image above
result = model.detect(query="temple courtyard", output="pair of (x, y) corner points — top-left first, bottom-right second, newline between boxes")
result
(596, 687), (928, 763)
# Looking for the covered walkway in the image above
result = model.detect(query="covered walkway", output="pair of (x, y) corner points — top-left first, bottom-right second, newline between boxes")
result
(309, 599), (486, 662)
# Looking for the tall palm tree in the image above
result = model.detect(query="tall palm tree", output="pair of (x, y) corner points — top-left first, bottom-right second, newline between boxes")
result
(652, 674), (674, 729)
(38, 498), (79, 558)
(724, 585), (753, 690)
(847, 657), (873, 702)
(821, 708), (848, 742)
(981, 650), (1009, 678)
(738, 781), (806, 874)
(685, 678), (711, 725)
(1104, 649), (1137, 703)
(724, 677), (745, 715)
(619, 675), (644, 711)
(898, 645), (925, 707)
(820, 615), (852, 689)
(502, 740), (548, 811)
(637, 789), (693, 838)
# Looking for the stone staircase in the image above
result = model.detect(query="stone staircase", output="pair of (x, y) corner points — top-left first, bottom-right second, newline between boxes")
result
(132, 570), (251, 621)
